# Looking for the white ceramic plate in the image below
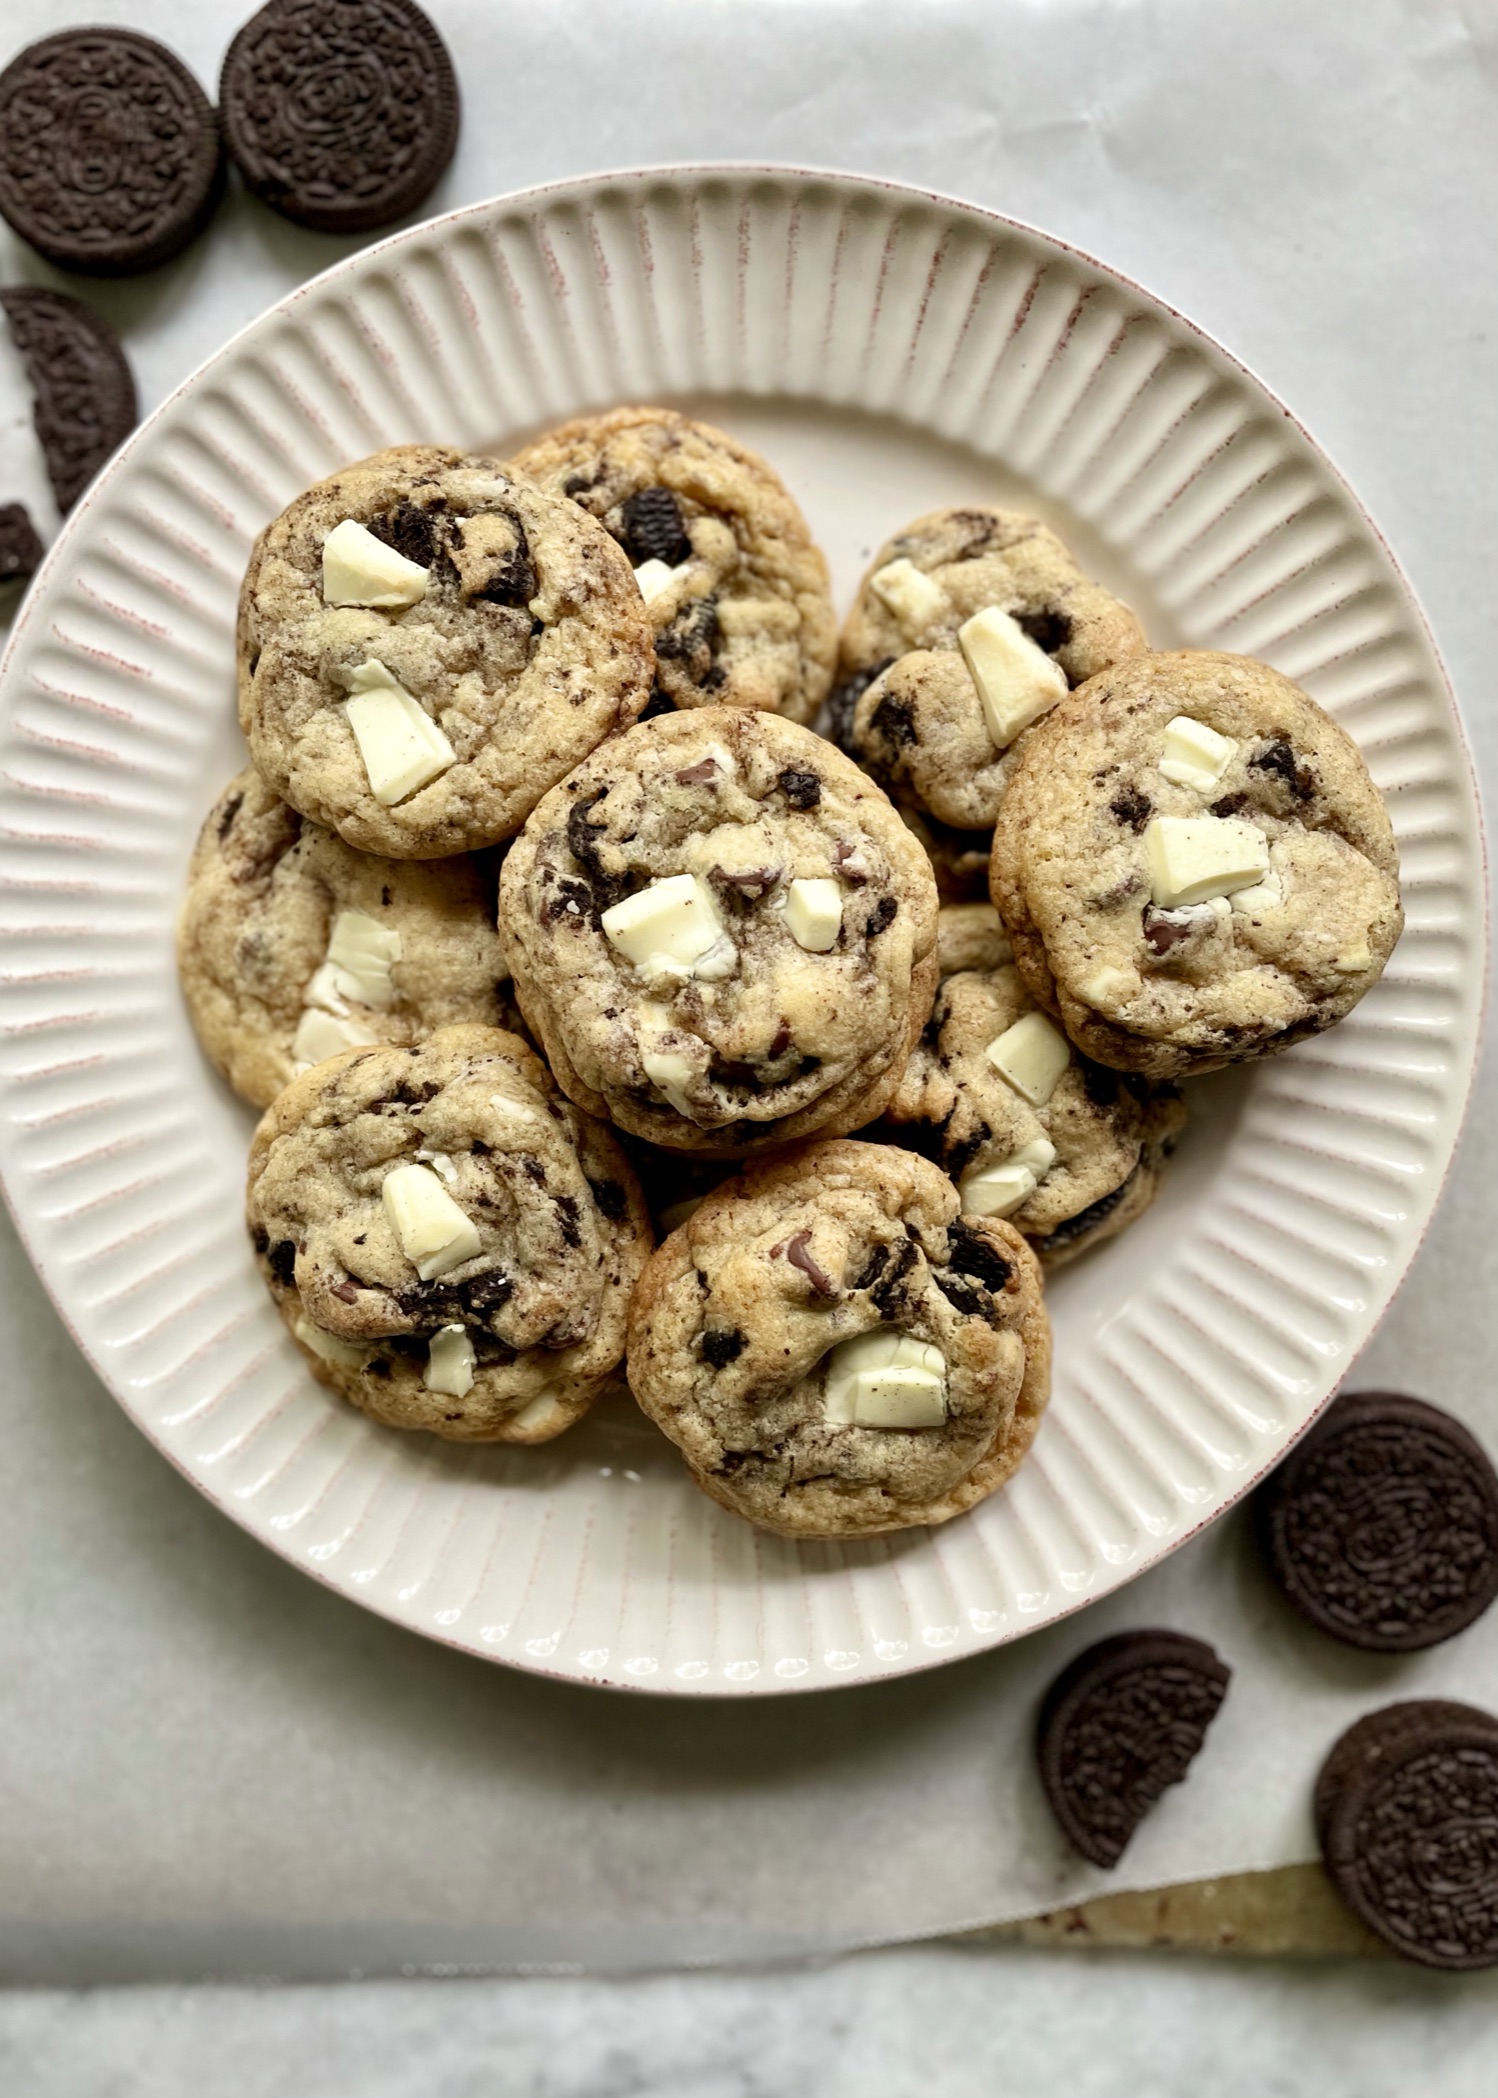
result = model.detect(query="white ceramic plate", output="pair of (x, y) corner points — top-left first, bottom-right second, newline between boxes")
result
(0, 168), (1482, 1696)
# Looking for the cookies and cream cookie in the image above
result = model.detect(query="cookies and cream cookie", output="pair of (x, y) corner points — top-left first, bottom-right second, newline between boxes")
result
(237, 445), (654, 858)
(835, 506), (1148, 831)
(178, 769), (510, 1108)
(883, 962), (1186, 1267)
(498, 708), (940, 1155)
(991, 651), (1403, 1079)
(626, 1140), (1050, 1537)
(937, 901), (1012, 977)
(514, 406), (835, 725)
(246, 1025), (650, 1442)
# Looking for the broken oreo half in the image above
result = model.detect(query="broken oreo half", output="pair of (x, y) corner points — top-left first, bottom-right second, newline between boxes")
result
(1037, 1629), (1231, 1867)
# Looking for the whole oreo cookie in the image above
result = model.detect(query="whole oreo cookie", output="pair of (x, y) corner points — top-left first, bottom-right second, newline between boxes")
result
(1317, 1700), (1498, 1969)
(1257, 1390), (1498, 1652)
(220, 0), (460, 235)
(1037, 1630), (1231, 1867)
(0, 30), (223, 276)
(0, 290), (138, 514)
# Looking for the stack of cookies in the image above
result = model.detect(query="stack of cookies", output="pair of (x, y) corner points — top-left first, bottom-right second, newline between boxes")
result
(178, 406), (1402, 1541)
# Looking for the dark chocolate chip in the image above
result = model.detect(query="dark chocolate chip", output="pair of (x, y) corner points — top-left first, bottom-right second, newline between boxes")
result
(0, 502), (43, 586)
(465, 511), (536, 606)
(220, 0), (459, 236)
(368, 500), (438, 571)
(869, 692), (916, 748)
(1142, 905), (1210, 957)
(783, 1229), (838, 1299)
(1032, 1172), (1137, 1257)
(1109, 787), (1153, 833)
(1038, 1631), (1231, 1867)
(655, 595), (720, 681)
(866, 895), (898, 938)
(618, 485), (692, 567)
(268, 1239), (297, 1286)
(0, 30), (223, 276)
(943, 1220), (1012, 1293)
(1, 289), (137, 514)
(1250, 739), (1316, 801)
(1015, 607), (1074, 655)
(777, 769), (822, 809)
(825, 659), (893, 754)
(1256, 1390), (1498, 1653)
(674, 757), (722, 786)
(768, 1019), (792, 1059)
(1316, 1700), (1498, 1968)
(588, 1177), (628, 1222)
(1209, 791), (1249, 818)
(701, 1327), (746, 1368)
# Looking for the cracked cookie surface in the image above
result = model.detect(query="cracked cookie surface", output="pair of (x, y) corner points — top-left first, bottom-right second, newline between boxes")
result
(238, 445), (654, 857)
(514, 406), (835, 724)
(499, 707), (940, 1155)
(991, 651), (1403, 1079)
(246, 1025), (650, 1441)
(626, 1140), (1050, 1537)
(179, 768), (510, 1108)
(883, 961), (1186, 1267)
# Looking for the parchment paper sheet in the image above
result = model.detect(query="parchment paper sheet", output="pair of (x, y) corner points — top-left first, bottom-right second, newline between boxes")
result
(0, 0), (1493, 1979)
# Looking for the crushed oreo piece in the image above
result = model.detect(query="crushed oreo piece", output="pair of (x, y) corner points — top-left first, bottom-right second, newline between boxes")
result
(701, 1327), (746, 1368)
(1110, 787), (1153, 833)
(0, 502), (43, 586)
(619, 485), (692, 567)
(777, 769), (822, 809)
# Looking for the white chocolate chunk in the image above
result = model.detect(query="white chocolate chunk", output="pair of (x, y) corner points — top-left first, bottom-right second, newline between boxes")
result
(823, 1330), (948, 1429)
(602, 874), (726, 980)
(293, 1315), (369, 1369)
(1144, 815), (1270, 909)
(957, 606), (1067, 750)
(1335, 939), (1373, 973)
(425, 1324), (475, 1398)
(321, 909), (403, 1008)
(633, 557), (691, 604)
(870, 557), (948, 633)
(985, 1010), (1071, 1106)
(642, 1044), (698, 1116)
(784, 877), (843, 952)
(1078, 964), (1141, 1009)
(381, 1162), (483, 1281)
(342, 660), (456, 805)
(511, 1388), (566, 1436)
(292, 1005), (377, 1069)
(961, 1137), (1058, 1219)
(1231, 864), (1284, 914)
(1159, 714), (1237, 793)
(414, 1149), (459, 1185)
(321, 517), (429, 608)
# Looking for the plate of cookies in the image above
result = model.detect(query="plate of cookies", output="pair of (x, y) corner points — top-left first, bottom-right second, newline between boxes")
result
(0, 167), (1482, 1694)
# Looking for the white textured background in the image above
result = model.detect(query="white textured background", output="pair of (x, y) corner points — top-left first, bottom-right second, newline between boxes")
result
(1, 0), (1495, 2089)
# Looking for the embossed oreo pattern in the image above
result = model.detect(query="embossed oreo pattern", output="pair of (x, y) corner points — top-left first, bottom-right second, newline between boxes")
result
(1259, 1391), (1498, 1652)
(1038, 1631), (1231, 1866)
(221, 0), (459, 234)
(0, 172), (1482, 1694)
(1320, 1703), (1498, 1968)
(0, 289), (138, 514)
(0, 30), (222, 275)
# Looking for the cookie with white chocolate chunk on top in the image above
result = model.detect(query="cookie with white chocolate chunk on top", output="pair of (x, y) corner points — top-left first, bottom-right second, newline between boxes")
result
(246, 1026), (650, 1442)
(990, 651), (1403, 1080)
(883, 962), (1185, 1267)
(498, 707), (939, 1156)
(237, 445), (654, 858)
(178, 769), (511, 1108)
(835, 505), (1147, 832)
(513, 405), (836, 725)
(626, 1140), (1050, 1538)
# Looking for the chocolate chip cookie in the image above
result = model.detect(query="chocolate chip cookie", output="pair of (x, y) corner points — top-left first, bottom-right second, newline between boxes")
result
(246, 1025), (650, 1442)
(238, 445), (654, 858)
(883, 961), (1185, 1266)
(513, 406), (835, 724)
(498, 708), (940, 1155)
(179, 769), (511, 1108)
(834, 505), (1148, 830)
(626, 1139), (1050, 1537)
(991, 651), (1403, 1079)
